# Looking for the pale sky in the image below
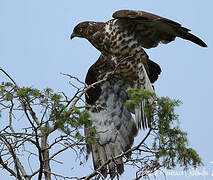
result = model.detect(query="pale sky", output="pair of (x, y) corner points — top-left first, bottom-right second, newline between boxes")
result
(0, 0), (212, 179)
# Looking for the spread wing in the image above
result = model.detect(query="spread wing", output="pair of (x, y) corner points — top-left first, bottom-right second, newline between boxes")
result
(112, 10), (207, 48)
(84, 55), (161, 178)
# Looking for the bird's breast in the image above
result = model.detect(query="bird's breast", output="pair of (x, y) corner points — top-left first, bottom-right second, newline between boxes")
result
(104, 22), (142, 56)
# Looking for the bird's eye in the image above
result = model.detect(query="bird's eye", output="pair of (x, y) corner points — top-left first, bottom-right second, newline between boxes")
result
(79, 28), (83, 33)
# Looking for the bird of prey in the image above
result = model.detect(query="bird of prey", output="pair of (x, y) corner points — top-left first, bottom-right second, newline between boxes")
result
(71, 10), (207, 178)
(71, 9), (207, 129)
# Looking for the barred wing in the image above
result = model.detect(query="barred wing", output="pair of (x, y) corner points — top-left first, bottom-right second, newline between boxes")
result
(113, 10), (207, 48)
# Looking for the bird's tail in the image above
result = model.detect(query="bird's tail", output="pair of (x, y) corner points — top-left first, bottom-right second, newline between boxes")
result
(85, 78), (138, 179)
(134, 63), (156, 130)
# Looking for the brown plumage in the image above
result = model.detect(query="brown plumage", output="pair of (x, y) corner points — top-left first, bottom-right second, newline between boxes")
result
(85, 55), (161, 105)
(71, 9), (207, 129)
(71, 9), (207, 51)
(71, 10), (207, 179)
(85, 55), (134, 178)
(112, 10), (207, 48)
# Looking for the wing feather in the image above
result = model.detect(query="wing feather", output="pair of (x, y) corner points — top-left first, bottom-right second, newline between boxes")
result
(112, 10), (207, 48)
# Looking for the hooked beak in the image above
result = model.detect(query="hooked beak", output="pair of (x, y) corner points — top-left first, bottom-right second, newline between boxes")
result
(70, 33), (77, 40)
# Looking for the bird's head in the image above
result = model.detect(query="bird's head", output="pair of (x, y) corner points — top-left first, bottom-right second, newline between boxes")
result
(71, 21), (106, 52)
(71, 21), (106, 48)
(71, 21), (96, 40)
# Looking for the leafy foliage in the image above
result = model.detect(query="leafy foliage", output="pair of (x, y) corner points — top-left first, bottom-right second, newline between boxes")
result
(126, 87), (202, 174)
(0, 81), (202, 179)
(0, 82), (91, 138)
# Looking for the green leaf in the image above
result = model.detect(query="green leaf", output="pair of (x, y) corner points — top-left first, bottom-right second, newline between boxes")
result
(5, 92), (13, 101)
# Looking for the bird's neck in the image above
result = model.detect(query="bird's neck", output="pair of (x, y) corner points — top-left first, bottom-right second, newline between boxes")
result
(86, 22), (109, 54)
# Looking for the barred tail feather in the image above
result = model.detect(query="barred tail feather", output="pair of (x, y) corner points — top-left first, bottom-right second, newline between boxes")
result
(135, 100), (154, 130)
(135, 64), (155, 130)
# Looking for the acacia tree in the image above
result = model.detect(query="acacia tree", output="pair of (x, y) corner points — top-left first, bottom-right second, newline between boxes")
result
(0, 68), (202, 180)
